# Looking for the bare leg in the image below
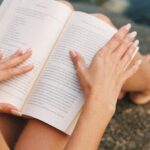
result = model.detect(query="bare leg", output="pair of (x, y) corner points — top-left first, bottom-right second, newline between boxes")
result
(0, 132), (9, 150)
(0, 113), (27, 149)
(15, 119), (70, 150)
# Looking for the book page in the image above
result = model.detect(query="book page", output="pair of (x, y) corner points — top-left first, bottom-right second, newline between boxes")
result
(0, 0), (72, 109)
(0, 0), (14, 20)
(22, 11), (117, 134)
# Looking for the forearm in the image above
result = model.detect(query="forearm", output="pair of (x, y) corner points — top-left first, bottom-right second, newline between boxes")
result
(65, 95), (115, 150)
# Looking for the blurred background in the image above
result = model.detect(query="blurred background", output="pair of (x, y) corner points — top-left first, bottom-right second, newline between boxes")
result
(70, 0), (150, 150)
(71, 0), (150, 26)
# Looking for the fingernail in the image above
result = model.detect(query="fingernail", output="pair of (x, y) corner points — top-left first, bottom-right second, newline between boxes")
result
(125, 23), (131, 30)
(129, 31), (137, 38)
(26, 49), (32, 53)
(133, 40), (139, 47)
(71, 51), (77, 58)
(11, 109), (22, 116)
(132, 47), (139, 59)
(15, 50), (22, 55)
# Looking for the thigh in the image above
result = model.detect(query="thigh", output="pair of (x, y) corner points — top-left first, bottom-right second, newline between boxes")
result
(15, 119), (70, 150)
(0, 132), (10, 150)
(0, 113), (27, 149)
(91, 13), (114, 26)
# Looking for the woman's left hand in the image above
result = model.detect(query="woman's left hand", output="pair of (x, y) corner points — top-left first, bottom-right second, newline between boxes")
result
(70, 24), (141, 112)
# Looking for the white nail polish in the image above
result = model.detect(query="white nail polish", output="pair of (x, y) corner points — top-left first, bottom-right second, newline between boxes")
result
(125, 23), (131, 30)
(133, 40), (139, 47)
(129, 31), (137, 38)
(71, 51), (77, 58)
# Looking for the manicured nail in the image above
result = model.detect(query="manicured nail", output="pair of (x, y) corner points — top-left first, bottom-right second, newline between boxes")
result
(70, 51), (77, 58)
(125, 23), (131, 30)
(132, 47), (139, 59)
(133, 40), (139, 47)
(11, 109), (22, 116)
(26, 48), (32, 53)
(129, 31), (137, 38)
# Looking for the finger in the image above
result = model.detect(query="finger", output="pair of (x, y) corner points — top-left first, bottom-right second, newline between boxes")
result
(121, 60), (142, 83)
(121, 43), (139, 71)
(70, 51), (88, 86)
(0, 49), (32, 70)
(10, 49), (23, 59)
(114, 32), (138, 60)
(70, 51), (87, 79)
(0, 65), (34, 81)
(0, 50), (23, 64)
(69, 51), (78, 66)
(98, 23), (131, 55)
(0, 103), (21, 116)
(70, 51), (86, 69)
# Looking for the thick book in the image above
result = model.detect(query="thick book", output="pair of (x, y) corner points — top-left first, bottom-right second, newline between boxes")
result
(0, 0), (117, 135)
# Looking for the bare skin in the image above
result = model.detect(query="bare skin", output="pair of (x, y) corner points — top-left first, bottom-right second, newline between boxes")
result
(0, 132), (9, 150)
(0, 1), (150, 149)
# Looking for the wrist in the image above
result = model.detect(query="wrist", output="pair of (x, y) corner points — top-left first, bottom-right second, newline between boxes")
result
(84, 91), (116, 117)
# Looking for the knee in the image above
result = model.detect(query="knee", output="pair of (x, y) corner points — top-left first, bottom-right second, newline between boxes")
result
(92, 13), (113, 25)
(59, 0), (74, 10)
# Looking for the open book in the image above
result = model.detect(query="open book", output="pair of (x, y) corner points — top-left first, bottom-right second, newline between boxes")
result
(0, 0), (117, 135)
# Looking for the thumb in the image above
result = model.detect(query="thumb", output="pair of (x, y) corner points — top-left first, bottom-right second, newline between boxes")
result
(69, 51), (88, 92)
(69, 51), (87, 71)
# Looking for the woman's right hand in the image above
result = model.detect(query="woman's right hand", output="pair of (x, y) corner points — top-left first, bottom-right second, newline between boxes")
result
(70, 24), (141, 114)
(0, 49), (33, 116)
